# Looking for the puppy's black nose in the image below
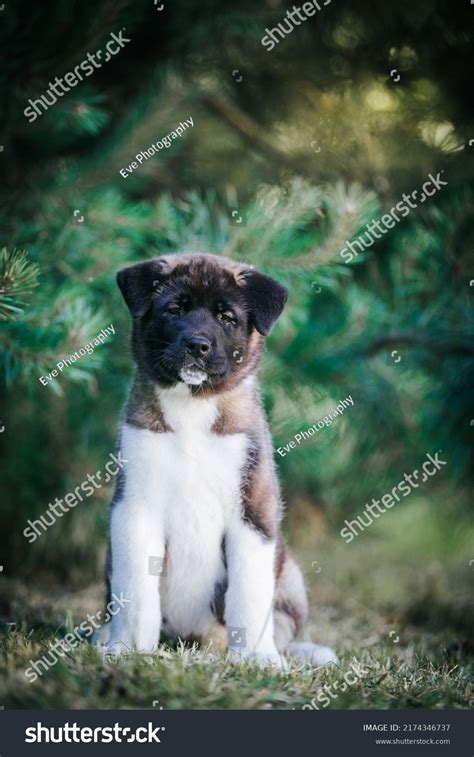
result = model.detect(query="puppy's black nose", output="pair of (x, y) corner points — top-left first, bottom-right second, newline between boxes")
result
(186, 335), (211, 358)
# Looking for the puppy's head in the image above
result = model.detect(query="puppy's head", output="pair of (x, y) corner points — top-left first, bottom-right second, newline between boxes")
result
(117, 252), (288, 392)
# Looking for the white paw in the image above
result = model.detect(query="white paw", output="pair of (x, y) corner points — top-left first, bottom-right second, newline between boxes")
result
(286, 642), (339, 667)
(102, 640), (132, 662)
(228, 648), (289, 671)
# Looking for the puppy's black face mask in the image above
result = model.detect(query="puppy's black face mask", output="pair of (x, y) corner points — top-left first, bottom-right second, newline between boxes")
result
(147, 275), (250, 387)
(117, 254), (288, 391)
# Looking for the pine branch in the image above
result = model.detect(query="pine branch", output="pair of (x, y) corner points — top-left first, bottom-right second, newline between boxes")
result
(0, 248), (40, 321)
(198, 86), (314, 177)
(279, 182), (380, 269)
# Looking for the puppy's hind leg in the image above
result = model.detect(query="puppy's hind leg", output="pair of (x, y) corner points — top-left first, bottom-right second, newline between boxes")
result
(274, 550), (338, 668)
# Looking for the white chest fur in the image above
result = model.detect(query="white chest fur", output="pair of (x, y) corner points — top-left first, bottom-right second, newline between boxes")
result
(117, 384), (248, 638)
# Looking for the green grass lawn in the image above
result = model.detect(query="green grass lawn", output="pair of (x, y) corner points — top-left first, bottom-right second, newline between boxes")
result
(1, 501), (473, 710)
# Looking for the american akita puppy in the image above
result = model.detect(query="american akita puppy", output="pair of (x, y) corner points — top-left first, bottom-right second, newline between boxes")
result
(104, 252), (337, 669)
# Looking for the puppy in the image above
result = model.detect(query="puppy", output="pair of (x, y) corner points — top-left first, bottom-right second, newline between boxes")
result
(104, 252), (337, 669)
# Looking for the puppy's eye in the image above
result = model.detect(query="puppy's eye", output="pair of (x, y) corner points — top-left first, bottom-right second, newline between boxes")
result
(217, 310), (236, 325)
(166, 305), (184, 316)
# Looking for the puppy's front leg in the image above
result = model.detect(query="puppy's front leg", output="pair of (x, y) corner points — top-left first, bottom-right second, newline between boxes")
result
(107, 500), (164, 654)
(225, 523), (282, 667)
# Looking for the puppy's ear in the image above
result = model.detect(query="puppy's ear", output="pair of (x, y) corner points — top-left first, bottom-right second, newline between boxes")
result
(241, 270), (288, 336)
(116, 258), (172, 319)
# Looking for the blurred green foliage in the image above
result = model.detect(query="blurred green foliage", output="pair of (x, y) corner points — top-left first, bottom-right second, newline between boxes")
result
(0, 0), (472, 585)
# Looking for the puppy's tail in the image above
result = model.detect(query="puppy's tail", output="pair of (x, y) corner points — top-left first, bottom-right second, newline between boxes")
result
(285, 642), (338, 667)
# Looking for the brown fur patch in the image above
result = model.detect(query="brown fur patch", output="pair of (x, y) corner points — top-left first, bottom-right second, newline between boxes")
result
(240, 441), (278, 540)
(124, 375), (172, 433)
(275, 551), (309, 636)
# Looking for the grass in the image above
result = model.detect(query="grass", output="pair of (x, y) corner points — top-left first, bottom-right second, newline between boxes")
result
(0, 500), (473, 710)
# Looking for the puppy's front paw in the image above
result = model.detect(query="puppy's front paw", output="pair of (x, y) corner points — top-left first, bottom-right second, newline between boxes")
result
(228, 648), (288, 672)
(286, 642), (339, 667)
(102, 640), (131, 662)
(252, 650), (289, 671)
